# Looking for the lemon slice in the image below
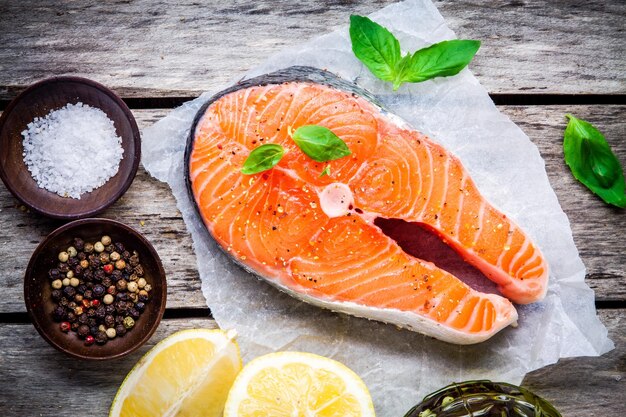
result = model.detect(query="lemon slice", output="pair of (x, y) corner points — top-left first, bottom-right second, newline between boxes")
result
(224, 351), (375, 417)
(110, 329), (242, 417)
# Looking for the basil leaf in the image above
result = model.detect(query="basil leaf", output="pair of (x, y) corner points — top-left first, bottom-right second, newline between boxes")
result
(291, 125), (351, 162)
(402, 39), (481, 84)
(319, 165), (331, 178)
(564, 114), (625, 208)
(349, 15), (401, 82)
(241, 144), (284, 175)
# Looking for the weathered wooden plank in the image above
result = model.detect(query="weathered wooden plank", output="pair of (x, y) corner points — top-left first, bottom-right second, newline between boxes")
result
(501, 105), (626, 302)
(0, 0), (624, 101)
(0, 310), (623, 416)
(522, 309), (625, 416)
(0, 105), (624, 313)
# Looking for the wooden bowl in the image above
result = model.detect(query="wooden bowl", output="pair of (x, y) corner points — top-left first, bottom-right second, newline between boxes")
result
(24, 218), (166, 360)
(0, 76), (141, 219)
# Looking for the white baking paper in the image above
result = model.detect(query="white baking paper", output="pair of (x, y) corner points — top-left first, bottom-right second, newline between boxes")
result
(142, 0), (613, 414)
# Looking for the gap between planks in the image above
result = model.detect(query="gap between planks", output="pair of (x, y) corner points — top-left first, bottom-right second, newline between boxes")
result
(2, 93), (626, 111)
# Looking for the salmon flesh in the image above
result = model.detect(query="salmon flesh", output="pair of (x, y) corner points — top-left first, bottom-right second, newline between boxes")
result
(186, 67), (548, 345)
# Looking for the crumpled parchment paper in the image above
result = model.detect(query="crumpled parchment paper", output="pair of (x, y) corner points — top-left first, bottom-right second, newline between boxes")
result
(142, 0), (613, 414)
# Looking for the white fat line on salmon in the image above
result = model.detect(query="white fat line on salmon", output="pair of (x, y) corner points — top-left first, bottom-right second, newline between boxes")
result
(452, 173), (468, 238)
(508, 236), (532, 275)
(496, 223), (516, 268)
(416, 140), (435, 219)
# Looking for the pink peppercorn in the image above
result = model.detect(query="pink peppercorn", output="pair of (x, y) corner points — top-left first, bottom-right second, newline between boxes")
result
(84, 335), (95, 346)
(60, 322), (71, 332)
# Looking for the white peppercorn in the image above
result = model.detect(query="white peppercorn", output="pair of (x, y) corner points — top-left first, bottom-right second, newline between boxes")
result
(144, 284), (152, 292)
(103, 294), (114, 305)
(94, 241), (105, 253)
(66, 270), (74, 279)
(101, 235), (112, 246)
(70, 277), (80, 287)
(110, 251), (120, 262)
(62, 278), (70, 287)
(127, 281), (138, 293)
(106, 327), (117, 339)
(58, 251), (69, 262)
(51, 279), (63, 289)
(137, 278), (146, 289)
(67, 246), (77, 258)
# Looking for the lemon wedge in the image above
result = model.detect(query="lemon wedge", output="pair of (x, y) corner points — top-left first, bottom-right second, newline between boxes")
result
(223, 351), (375, 417)
(109, 329), (241, 417)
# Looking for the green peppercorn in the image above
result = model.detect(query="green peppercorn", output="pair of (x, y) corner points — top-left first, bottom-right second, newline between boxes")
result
(123, 316), (135, 329)
(58, 251), (69, 262)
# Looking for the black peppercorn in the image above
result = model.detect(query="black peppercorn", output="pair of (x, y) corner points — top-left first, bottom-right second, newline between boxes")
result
(63, 286), (76, 298)
(104, 244), (114, 252)
(77, 324), (90, 338)
(105, 304), (116, 315)
(124, 264), (133, 274)
(52, 306), (65, 322)
(104, 315), (115, 328)
(83, 269), (93, 280)
(78, 314), (89, 325)
(86, 308), (96, 318)
(71, 322), (79, 331)
(67, 257), (79, 267)
(115, 324), (127, 337)
(95, 305), (106, 319)
(59, 297), (69, 307)
(73, 238), (84, 251)
(128, 308), (140, 319)
(73, 265), (83, 276)
(83, 289), (93, 299)
(129, 259), (139, 269)
(114, 242), (125, 252)
(134, 265), (144, 276)
(77, 252), (87, 261)
(115, 315), (124, 324)
(58, 263), (69, 273)
(89, 257), (101, 269)
(66, 312), (77, 323)
(138, 291), (149, 302)
(87, 318), (97, 327)
(51, 289), (63, 301)
(99, 252), (110, 264)
(111, 270), (123, 281)
(90, 326), (99, 336)
(94, 270), (105, 282)
(49, 268), (61, 280)
(68, 301), (77, 309)
(95, 331), (108, 344)
(116, 279), (128, 291)
(116, 291), (128, 301)
(101, 277), (113, 287)
(93, 284), (106, 298)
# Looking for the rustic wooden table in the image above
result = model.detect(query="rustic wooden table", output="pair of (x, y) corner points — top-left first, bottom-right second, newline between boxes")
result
(0, 1), (624, 416)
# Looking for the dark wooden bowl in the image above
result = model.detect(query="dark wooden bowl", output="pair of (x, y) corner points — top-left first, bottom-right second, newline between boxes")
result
(24, 218), (166, 360)
(0, 76), (140, 219)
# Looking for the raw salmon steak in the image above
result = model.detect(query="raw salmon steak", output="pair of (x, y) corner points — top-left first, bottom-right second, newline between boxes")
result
(186, 67), (548, 345)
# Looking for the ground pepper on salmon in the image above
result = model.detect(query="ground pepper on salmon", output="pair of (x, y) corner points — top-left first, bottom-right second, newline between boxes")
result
(186, 67), (549, 345)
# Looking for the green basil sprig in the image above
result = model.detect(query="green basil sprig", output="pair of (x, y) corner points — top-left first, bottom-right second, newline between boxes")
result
(564, 114), (625, 208)
(290, 125), (352, 162)
(241, 143), (285, 175)
(349, 15), (480, 90)
(319, 165), (331, 178)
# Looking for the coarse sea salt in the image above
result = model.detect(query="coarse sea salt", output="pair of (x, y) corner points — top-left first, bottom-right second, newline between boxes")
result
(21, 102), (124, 199)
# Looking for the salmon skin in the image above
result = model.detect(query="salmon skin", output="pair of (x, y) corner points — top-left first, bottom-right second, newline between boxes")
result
(185, 66), (548, 345)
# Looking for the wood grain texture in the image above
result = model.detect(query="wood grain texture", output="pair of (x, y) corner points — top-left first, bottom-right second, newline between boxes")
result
(0, 0), (624, 101)
(0, 105), (623, 313)
(0, 311), (622, 416)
